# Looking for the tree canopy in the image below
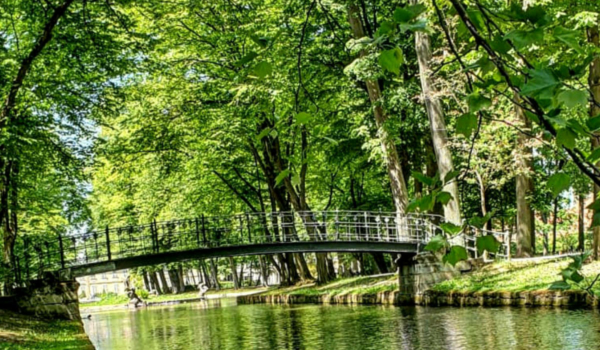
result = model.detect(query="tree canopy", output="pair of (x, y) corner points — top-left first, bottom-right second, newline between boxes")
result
(1, 0), (600, 287)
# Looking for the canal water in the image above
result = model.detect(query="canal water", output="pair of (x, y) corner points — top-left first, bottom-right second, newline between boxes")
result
(84, 299), (600, 350)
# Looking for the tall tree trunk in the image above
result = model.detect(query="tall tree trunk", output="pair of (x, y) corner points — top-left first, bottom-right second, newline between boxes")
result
(178, 265), (186, 290)
(199, 260), (212, 288)
(294, 253), (312, 280)
(474, 171), (490, 230)
(514, 96), (536, 257)
(229, 257), (239, 289)
(589, 23), (600, 260)
(347, 4), (409, 214)
(410, 0), (461, 224)
(168, 268), (182, 294)
(284, 253), (300, 284)
(425, 137), (444, 219)
(142, 271), (151, 292)
(158, 269), (171, 294)
(552, 197), (558, 255)
(209, 258), (221, 290)
(238, 261), (245, 287)
(258, 256), (270, 287)
(150, 271), (163, 295)
(371, 253), (388, 274)
(578, 195), (585, 252)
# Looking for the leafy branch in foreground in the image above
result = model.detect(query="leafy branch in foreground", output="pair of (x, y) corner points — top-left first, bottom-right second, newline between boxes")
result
(549, 252), (600, 298)
(411, 172), (501, 266)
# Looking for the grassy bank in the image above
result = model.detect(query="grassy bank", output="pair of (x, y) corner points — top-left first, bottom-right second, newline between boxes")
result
(0, 310), (93, 350)
(431, 259), (600, 294)
(81, 286), (267, 309)
(261, 274), (398, 297)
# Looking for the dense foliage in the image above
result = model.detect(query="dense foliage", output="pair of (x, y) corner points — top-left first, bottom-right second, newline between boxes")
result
(1, 0), (600, 288)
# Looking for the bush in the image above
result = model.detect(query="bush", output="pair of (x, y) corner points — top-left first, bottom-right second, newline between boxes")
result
(138, 289), (149, 299)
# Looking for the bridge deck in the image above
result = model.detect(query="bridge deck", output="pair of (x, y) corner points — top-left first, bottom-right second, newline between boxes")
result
(71, 241), (419, 276)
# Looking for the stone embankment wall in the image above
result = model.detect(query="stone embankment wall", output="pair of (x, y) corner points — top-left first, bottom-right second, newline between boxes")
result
(239, 291), (413, 306)
(1, 271), (81, 320)
(418, 290), (597, 308)
(237, 289), (597, 308)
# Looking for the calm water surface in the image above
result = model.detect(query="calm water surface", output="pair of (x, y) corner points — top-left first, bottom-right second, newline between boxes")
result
(84, 299), (600, 350)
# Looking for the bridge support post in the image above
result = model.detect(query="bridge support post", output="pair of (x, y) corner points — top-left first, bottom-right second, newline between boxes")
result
(105, 226), (112, 261)
(201, 214), (207, 246)
(195, 218), (200, 247)
(58, 235), (65, 269)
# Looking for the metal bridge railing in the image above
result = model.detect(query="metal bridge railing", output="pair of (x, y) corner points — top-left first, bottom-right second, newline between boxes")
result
(1, 211), (509, 288)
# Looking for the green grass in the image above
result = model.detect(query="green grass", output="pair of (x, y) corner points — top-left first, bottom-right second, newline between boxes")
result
(263, 274), (398, 298)
(0, 310), (93, 350)
(431, 259), (600, 294)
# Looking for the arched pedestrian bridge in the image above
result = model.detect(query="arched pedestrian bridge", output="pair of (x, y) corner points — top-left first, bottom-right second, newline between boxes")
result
(6, 211), (509, 280)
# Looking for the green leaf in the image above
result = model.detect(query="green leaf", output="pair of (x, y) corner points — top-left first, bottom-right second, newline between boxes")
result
(555, 128), (577, 150)
(256, 128), (271, 141)
(407, 4), (427, 17)
(399, 19), (427, 32)
(593, 213), (600, 227)
(295, 112), (312, 124)
(250, 35), (269, 48)
(467, 92), (492, 112)
(548, 280), (571, 290)
(440, 222), (462, 236)
(236, 51), (258, 66)
(275, 169), (290, 186)
(251, 61), (272, 78)
(521, 69), (560, 99)
(561, 268), (584, 284)
(489, 36), (511, 54)
(553, 27), (582, 52)
(476, 235), (501, 255)
(443, 246), (469, 266)
(379, 48), (404, 75)
(504, 28), (543, 49)
(411, 171), (434, 187)
(424, 234), (448, 252)
(547, 173), (570, 198)
(568, 252), (591, 270)
(417, 194), (436, 212)
(588, 198), (600, 211)
(523, 6), (547, 25)
(436, 191), (453, 205)
(525, 111), (540, 124)
(469, 212), (494, 229)
(557, 90), (588, 108)
(407, 199), (420, 212)
(393, 8), (414, 23)
(586, 114), (600, 132)
(444, 170), (460, 183)
(456, 113), (478, 138)
(588, 148), (600, 164)
(375, 21), (395, 37)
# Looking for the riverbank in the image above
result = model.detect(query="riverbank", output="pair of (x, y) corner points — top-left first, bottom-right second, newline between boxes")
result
(239, 259), (600, 308)
(238, 274), (404, 305)
(80, 287), (268, 312)
(0, 309), (94, 350)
